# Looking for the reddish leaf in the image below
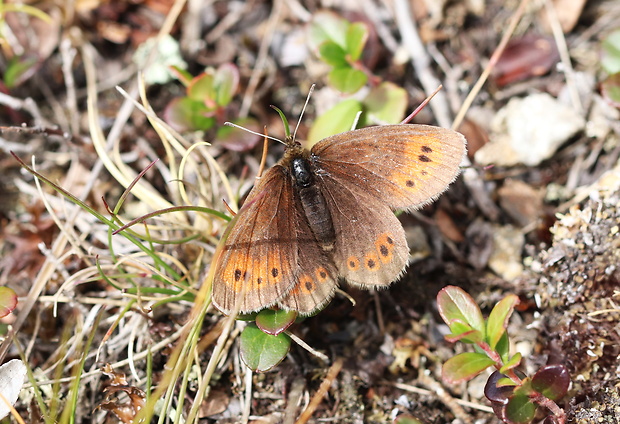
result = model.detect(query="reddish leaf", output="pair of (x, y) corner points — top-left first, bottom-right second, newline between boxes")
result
(493, 34), (559, 87)
(0, 287), (17, 318)
(531, 364), (570, 401)
(255, 309), (297, 336)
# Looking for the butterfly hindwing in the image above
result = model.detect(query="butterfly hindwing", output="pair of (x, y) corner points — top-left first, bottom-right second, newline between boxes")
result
(315, 172), (410, 287)
(277, 194), (338, 314)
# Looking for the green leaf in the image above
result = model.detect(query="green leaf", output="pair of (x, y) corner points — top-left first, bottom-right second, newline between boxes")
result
(214, 63), (239, 106)
(601, 73), (620, 108)
(394, 415), (424, 424)
(3, 56), (38, 89)
(328, 67), (367, 93)
(0, 287), (17, 318)
(437, 286), (486, 337)
(169, 65), (194, 86)
(318, 41), (349, 67)
(239, 324), (291, 372)
(307, 98), (363, 145)
(499, 352), (522, 374)
(164, 97), (215, 132)
(442, 352), (495, 384)
(497, 377), (518, 387)
(601, 29), (620, 74)
(495, 330), (511, 363)
(504, 392), (537, 424)
(445, 324), (483, 344)
(486, 294), (519, 350)
(188, 72), (216, 103)
(307, 11), (348, 51)
(346, 22), (368, 61)
(255, 309), (298, 336)
(364, 82), (408, 124)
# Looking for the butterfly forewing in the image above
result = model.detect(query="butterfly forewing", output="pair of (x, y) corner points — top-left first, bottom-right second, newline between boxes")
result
(212, 166), (299, 314)
(311, 125), (466, 210)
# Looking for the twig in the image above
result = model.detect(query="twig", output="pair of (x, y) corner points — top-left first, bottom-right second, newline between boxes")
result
(543, 0), (582, 113)
(59, 38), (80, 135)
(393, 0), (451, 128)
(386, 381), (494, 413)
(239, 0), (284, 118)
(452, 0), (531, 130)
(286, 331), (329, 363)
(295, 358), (344, 424)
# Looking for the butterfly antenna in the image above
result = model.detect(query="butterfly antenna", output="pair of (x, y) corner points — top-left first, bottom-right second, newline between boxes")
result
(292, 84), (315, 141)
(224, 122), (285, 145)
(401, 85), (443, 124)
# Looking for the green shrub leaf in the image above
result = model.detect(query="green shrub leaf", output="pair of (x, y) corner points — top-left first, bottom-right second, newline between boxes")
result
(442, 352), (495, 384)
(239, 324), (291, 372)
(486, 294), (519, 350)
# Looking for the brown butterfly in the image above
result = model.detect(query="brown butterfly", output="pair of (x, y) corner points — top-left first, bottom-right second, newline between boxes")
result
(211, 124), (466, 315)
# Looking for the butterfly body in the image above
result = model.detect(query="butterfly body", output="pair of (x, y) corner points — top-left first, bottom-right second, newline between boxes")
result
(211, 124), (467, 315)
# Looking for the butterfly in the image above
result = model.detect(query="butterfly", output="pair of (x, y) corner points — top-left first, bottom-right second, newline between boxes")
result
(211, 124), (466, 315)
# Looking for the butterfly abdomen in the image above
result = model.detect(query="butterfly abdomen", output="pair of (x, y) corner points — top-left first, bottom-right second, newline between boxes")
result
(291, 158), (336, 251)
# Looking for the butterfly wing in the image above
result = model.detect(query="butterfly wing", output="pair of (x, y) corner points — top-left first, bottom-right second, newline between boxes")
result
(276, 194), (338, 315)
(311, 124), (466, 287)
(314, 173), (410, 287)
(211, 166), (299, 315)
(311, 124), (466, 210)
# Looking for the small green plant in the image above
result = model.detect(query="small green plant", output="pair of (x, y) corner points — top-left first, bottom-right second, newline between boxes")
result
(165, 63), (240, 132)
(437, 286), (569, 424)
(306, 11), (407, 143)
(600, 29), (620, 108)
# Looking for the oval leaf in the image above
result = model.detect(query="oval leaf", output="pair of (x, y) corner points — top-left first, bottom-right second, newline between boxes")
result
(485, 371), (516, 405)
(346, 22), (368, 62)
(0, 287), (17, 318)
(442, 352), (495, 384)
(601, 29), (620, 75)
(307, 98), (363, 144)
(437, 286), (485, 336)
(255, 309), (298, 336)
(214, 63), (239, 106)
(328, 67), (367, 94)
(364, 81), (408, 124)
(499, 352), (522, 374)
(531, 364), (570, 401)
(307, 11), (348, 51)
(239, 324), (291, 372)
(486, 294), (519, 350)
(318, 41), (348, 67)
(504, 392), (537, 424)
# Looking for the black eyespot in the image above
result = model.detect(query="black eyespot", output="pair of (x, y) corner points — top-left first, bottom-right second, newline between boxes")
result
(234, 269), (242, 281)
(419, 155), (431, 162)
(271, 268), (279, 278)
(380, 245), (389, 256)
(421, 145), (433, 153)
